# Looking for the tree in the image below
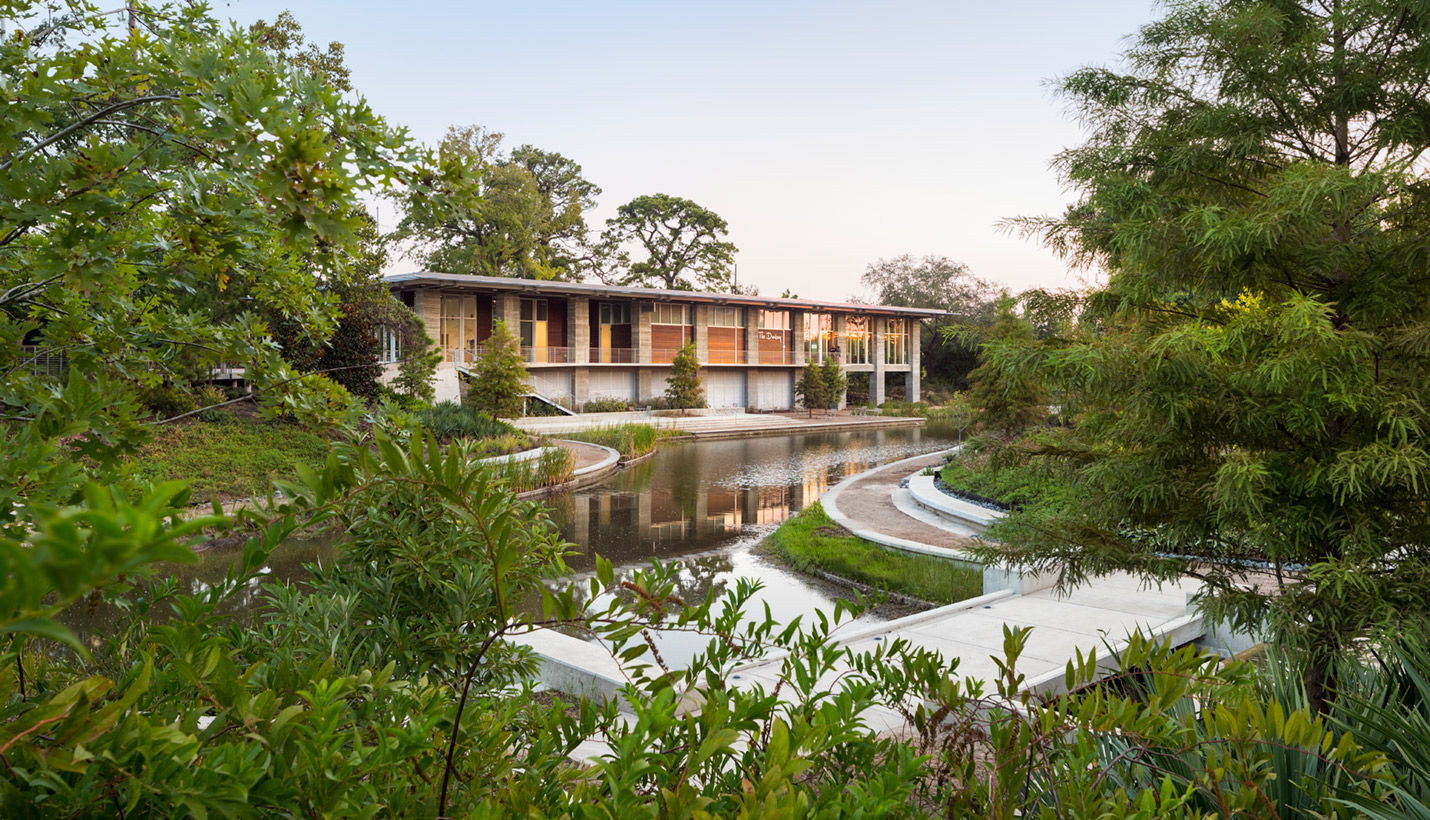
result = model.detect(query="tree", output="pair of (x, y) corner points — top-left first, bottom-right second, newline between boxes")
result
(820, 355), (847, 413)
(990, 0), (1430, 711)
(465, 320), (530, 418)
(966, 296), (1046, 441)
(394, 126), (598, 281)
(595, 194), (738, 290)
(795, 359), (828, 417)
(665, 342), (706, 410)
(863, 254), (995, 390)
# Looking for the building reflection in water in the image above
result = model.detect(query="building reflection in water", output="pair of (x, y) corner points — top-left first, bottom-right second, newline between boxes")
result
(552, 426), (929, 573)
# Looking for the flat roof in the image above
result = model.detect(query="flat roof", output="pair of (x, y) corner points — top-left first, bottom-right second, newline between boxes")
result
(384, 272), (948, 319)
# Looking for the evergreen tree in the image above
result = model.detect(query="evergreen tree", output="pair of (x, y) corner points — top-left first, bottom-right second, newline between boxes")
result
(464, 320), (529, 418)
(819, 356), (847, 413)
(795, 359), (827, 417)
(665, 343), (706, 410)
(966, 296), (1046, 440)
(992, 0), (1430, 711)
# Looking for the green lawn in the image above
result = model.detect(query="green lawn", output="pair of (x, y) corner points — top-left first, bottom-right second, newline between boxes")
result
(764, 502), (983, 606)
(127, 416), (330, 503)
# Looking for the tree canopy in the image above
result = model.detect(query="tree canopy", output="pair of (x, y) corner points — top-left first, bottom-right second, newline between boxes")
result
(986, 0), (1430, 711)
(394, 125), (600, 281)
(595, 193), (738, 291)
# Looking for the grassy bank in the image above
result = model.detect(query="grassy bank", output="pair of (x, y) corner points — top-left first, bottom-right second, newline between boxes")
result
(559, 423), (689, 459)
(764, 502), (983, 606)
(127, 416), (329, 503)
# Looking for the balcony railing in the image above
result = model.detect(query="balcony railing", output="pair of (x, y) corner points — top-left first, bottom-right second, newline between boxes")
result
(589, 347), (637, 364)
(441, 345), (807, 366)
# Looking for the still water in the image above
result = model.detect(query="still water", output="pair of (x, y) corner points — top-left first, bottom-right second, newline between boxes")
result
(65, 422), (959, 666)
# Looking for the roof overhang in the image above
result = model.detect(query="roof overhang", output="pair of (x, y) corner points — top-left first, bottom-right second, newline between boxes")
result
(383, 272), (949, 320)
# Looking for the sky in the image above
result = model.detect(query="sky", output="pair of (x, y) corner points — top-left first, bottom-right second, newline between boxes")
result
(218, 0), (1160, 300)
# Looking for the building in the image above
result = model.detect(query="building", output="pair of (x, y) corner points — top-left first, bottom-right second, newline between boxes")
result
(383, 272), (945, 410)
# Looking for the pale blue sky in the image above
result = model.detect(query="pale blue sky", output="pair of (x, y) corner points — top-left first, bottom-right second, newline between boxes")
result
(219, 0), (1158, 298)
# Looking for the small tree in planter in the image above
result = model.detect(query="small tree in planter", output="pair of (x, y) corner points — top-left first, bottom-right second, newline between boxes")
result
(665, 342), (706, 411)
(795, 359), (826, 418)
(819, 356), (847, 414)
(464, 320), (529, 418)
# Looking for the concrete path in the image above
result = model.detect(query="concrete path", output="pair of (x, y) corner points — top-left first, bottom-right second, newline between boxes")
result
(822, 452), (980, 551)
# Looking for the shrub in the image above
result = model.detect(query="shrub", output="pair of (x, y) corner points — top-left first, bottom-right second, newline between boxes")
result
(665, 342), (706, 410)
(139, 383), (196, 420)
(581, 397), (630, 413)
(464, 320), (529, 418)
(193, 384), (230, 422)
(418, 401), (520, 442)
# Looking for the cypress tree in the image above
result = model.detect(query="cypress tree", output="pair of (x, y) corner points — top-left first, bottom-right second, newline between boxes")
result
(665, 342), (706, 410)
(464, 320), (529, 418)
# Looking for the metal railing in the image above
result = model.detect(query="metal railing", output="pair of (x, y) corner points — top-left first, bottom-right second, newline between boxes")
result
(16, 345), (67, 378)
(441, 345), (811, 367)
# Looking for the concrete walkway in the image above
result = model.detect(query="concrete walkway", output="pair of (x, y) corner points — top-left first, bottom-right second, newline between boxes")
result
(822, 451), (979, 552)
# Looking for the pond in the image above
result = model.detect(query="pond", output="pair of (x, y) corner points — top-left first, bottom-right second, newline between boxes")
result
(63, 421), (961, 667)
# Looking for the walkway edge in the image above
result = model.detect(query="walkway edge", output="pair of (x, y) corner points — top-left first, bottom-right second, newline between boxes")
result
(821, 449), (982, 570)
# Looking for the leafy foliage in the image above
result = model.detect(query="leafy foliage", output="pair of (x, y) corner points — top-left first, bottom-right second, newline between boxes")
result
(594, 194), (738, 291)
(664, 342), (706, 410)
(393, 125), (599, 280)
(965, 295), (1048, 440)
(990, 0), (1430, 711)
(463, 319), (530, 418)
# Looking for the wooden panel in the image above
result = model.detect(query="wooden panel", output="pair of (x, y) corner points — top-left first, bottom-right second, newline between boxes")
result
(547, 298), (567, 348)
(610, 324), (632, 349)
(757, 329), (791, 364)
(477, 296), (493, 342)
(708, 327), (741, 363)
(652, 325), (688, 361)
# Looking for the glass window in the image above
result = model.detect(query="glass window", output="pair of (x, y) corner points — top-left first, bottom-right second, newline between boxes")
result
(758, 310), (789, 330)
(803, 313), (837, 363)
(884, 318), (908, 364)
(652, 303), (689, 325)
(710, 307), (745, 328)
(600, 302), (631, 325)
(843, 316), (869, 364)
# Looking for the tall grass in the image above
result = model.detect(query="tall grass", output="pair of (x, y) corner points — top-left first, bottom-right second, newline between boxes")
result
(765, 502), (983, 605)
(490, 446), (575, 493)
(559, 423), (684, 459)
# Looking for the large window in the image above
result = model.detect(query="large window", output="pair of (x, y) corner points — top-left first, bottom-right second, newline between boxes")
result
(757, 310), (792, 364)
(758, 310), (789, 330)
(599, 302), (631, 325)
(884, 318), (908, 364)
(652, 303), (690, 325)
(803, 313), (837, 363)
(440, 295), (480, 362)
(843, 316), (869, 364)
(709, 306), (745, 328)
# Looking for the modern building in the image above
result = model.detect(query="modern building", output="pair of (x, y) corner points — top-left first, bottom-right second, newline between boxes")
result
(383, 272), (945, 410)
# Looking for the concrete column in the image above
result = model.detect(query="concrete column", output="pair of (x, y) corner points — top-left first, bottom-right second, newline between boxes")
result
(638, 369), (653, 403)
(791, 311), (805, 366)
(415, 290), (441, 354)
(636, 302), (652, 363)
(746, 368), (762, 410)
(906, 320), (922, 403)
(693, 304), (709, 362)
(570, 297), (590, 364)
(871, 318), (887, 406)
(743, 309), (759, 365)
(495, 292), (520, 334)
(570, 497), (590, 552)
(572, 369), (590, 409)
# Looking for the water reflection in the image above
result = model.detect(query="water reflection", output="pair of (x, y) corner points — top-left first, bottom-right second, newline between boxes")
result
(62, 422), (959, 668)
(552, 425), (953, 573)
